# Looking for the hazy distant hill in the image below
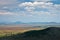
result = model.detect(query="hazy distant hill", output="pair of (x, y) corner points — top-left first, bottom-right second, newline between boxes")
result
(27, 22), (60, 24)
(0, 22), (60, 25)
(0, 21), (24, 25)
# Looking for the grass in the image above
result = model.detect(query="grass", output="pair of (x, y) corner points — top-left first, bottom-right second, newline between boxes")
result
(0, 30), (22, 37)
(0, 27), (44, 37)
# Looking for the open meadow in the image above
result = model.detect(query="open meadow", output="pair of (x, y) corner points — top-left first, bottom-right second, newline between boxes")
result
(0, 25), (44, 37)
(0, 25), (60, 40)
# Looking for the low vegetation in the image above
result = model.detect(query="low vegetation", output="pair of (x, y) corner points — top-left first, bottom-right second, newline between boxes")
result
(0, 27), (60, 40)
(0, 27), (43, 37)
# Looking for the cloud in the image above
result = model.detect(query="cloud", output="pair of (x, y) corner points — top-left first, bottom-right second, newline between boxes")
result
(19, 1), (55, 8)
(0, 12), (12, 15)
(18, 1), (60, 17)
(0, 12), (14, 15)
(31, 0), (52, 2)
(0, 0), (19, 13)
(19, 2), (54, 9)
(0, 0), (18, 5)
(29, 11), (57, 16)
(19, 2), (54, 13)
(0, 0), (60, 18)
(24, 7), (35, 12)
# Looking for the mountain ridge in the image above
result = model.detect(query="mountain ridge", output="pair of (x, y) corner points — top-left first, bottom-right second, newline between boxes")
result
(0, 22), (60, 25)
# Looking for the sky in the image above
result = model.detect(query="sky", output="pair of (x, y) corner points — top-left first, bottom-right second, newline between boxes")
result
(0, 0), (60, 23)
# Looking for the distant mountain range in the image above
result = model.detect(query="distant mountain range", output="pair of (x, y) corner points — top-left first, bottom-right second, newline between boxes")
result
(0, 21), (60, 25)
(0, 21), (23, 25)
(27, 22), (59, 24)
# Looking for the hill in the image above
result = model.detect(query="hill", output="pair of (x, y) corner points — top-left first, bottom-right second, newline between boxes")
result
(0, 22), (60, 25)
(0, 27), (60, 40)
(0, 21), (24, 25)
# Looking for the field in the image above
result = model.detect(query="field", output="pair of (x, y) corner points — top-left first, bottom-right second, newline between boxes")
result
(0, 26), (44, 37)
(0, 24), (60, 38)
(0, 25), (60, 40)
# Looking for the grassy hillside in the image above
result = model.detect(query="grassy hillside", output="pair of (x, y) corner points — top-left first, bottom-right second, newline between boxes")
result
(0, 27), (60, 40)
(0, 27), (43, 37)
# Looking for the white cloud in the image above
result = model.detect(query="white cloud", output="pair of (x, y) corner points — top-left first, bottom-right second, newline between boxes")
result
(24, 7), (35, 12)
(19, 1), (54, 14)
(0, 11), (32, 17)
(0, 12), (14, 15)
(19, 1), (60, 16)
(0, 0), (59, 18)
(29, 11), (57, 16)
(19, 1), (54, 9)
(32, 0), (51, 2)
(0, 12), (9, 15)
(0, 0), (19, 12)
(19, 2), (53, 7)
(3, 6), (8, 9)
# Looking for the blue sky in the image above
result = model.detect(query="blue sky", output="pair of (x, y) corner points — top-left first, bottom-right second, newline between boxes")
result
(0, 0), (60, 23)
